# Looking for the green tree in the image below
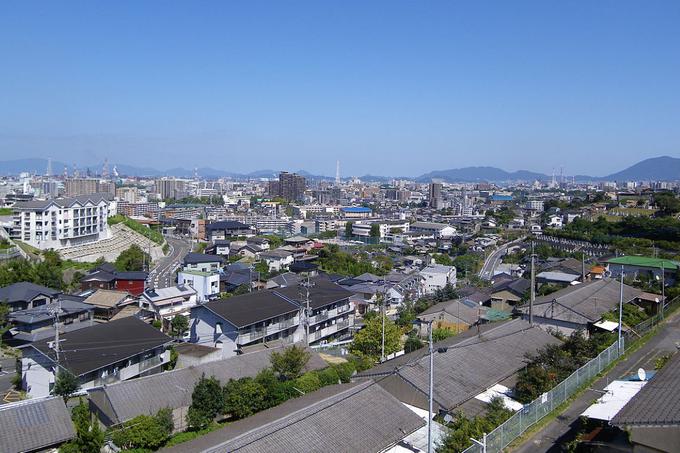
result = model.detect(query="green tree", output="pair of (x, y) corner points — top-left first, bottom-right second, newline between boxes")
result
(270, 345), (311, 380)
(115, 244), (149, 272)
(0, 302), (9, 345)
(432, 327), (456, 342)
(349, 315), (402, 361)
(60, 399), (105, 453)
(345, 221), (354, 238)
(370, 223), (381, 238)
(187, 375), (224, 429)
(222, 377), (267, 419)
(170, 315), (189, 337)
(110, 408), (174, 450)
(404, 334), (424, 353)
(52, 369), (79, 401)
(294, 372), (322, 393)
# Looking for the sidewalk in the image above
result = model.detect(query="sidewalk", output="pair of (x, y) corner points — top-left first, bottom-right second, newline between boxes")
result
(511, 311), (680, 453)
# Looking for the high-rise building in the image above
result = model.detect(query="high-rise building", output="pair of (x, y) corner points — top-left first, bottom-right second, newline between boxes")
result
(155, 178), (186, 200)
(428, 182), (443, 209)
(65, 178), (98, 197)
(269, 172), (306, 201)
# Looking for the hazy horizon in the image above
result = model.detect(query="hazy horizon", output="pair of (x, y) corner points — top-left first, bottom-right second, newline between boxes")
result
(2, 2), (679, 176)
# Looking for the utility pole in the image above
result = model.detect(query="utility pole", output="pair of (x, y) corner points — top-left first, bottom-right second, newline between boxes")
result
(428, 320), (434, 453)
(618, 265), (624, 350)
(530, 241), (535, 326)
(299, 274), (313, 345)
(661, 262), (665, 319)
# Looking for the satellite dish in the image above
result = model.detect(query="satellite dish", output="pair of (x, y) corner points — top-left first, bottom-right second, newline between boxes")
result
(443, 414), (453, 423)
(637, 368), (646, 381)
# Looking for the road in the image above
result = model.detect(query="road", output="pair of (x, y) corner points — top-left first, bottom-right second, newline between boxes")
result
(512, 311), (680, 453)
(148, 235), (192, 289)
(479, 238), (524, 280)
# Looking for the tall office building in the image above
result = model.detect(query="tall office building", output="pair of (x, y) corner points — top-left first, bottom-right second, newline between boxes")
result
(269, 172), (306, 201)
(428, 182), (443, 209)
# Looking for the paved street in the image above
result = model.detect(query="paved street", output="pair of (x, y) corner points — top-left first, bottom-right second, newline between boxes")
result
(479, 238), (524, 280)
(512, 311), (680, 453)
(147, 235), (192, 289)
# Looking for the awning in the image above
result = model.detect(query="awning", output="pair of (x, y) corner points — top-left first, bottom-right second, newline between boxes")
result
(582, 380), (647, 421)
(593, 320), (619, 332)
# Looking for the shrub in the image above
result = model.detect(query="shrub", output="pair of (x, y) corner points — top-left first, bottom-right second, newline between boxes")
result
(222, 377), (266, 420)
(294, 372), (322, 394)
(110, 408), (174, 450)
(332, 362), (356, 383)
(317, 367), (340, 386)
(187, 375), (224, 429)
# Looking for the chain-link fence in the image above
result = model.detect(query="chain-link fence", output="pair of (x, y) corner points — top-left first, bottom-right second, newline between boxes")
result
(461, 296), (680, 453)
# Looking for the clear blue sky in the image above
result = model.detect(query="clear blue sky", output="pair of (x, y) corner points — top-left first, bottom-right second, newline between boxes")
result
(1, 1), (679, 177)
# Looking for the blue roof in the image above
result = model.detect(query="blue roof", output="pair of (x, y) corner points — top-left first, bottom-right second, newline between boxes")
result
(490, 195), (513, 201)
(341, 206), (372, 213)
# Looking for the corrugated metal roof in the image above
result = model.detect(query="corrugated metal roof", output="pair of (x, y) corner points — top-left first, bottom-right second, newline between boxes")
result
(0, 397), (75, 453)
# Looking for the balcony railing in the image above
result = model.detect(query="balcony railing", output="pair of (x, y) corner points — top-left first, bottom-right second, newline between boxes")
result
(139, 355), (163, 372)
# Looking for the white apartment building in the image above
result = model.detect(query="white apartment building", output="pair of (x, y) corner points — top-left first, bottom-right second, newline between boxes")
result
(352, 220), (410, 238)
(525, 200), (545, 212)
(420, 264), (457, 294)
(11, 193), (115, 250)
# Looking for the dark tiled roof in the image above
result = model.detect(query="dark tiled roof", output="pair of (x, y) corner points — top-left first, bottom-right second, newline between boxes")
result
(275, 278), (353, 310)
(9, 298), (93, 325)
(0, 397), (75, 453)
(80, 269), (116, 283)
(612, 352), (680, 427)
(88, 345), (327, 426)
(207, 220), (251, 231)
(0, 282), (60, 303)
(115, 271), (148, 280)
(183, 252), (225, 265)
(31, 317), (171, 376)
(13, 193), (112, 210)
(203, 291), (300, 328)
(161, 381), (424, 453)
(491, 277), (530, 297)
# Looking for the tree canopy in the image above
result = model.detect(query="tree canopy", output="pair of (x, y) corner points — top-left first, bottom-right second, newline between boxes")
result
(349, 314), (402, 361)
(115, 244), (150, 272)
(270, 345), (310, 380)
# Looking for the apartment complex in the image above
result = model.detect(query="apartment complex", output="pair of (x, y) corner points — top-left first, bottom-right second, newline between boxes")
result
(11, 193), (115, 250)
(268, 171), (306, 201)
(64, 178), (116, 197)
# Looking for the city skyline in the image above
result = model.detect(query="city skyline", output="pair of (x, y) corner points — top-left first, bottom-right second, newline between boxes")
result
(1, 2), (680, 176)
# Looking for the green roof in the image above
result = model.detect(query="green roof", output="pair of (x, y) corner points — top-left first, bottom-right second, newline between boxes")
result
(606, 256), (679, 270)
(482, 309), (511, 322)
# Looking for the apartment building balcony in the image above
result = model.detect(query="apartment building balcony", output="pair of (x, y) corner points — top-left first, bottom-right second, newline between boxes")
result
(308, 316), (352, 343)
(238, 315), (299, 344)
(308, 304), (351, 326)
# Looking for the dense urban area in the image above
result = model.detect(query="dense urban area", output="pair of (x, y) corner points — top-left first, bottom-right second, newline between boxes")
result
(1, 161), (680, 453)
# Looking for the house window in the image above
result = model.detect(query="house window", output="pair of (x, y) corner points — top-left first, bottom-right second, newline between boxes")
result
(215, 322), (223, 334)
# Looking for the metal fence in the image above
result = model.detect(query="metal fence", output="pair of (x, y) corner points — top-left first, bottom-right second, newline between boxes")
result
(461, 297), (680, 453)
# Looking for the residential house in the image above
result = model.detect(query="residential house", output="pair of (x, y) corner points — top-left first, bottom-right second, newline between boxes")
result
(611, 352), (680, 452)
(265, 272), (302, 289)
(173, 343), (224, 369)
(259, 249), (294, 272)
(177, 269), (220, 302)
(0, 282), (60, 313)
(606, 256), (680, 285)
(358, 319), (560, 417)
(515, 278), (642, 335)
(416, 298), (486, 335)
(161, 381), (425, 453)
(489, 275), (530, 310)
(21, 317), (172, 397)
(140, 285), (197, 326)
(82, 289), (133, 320)
(219, 263), (257, 293)
(420, 264), (457, 294)
(182, 252), (224, 272)
(0, 397), (75, 453)
(205, 239), (230, 256)
(88, 345), (326, 432)
(247, 236), (270, 250)
(409, 221), (456, 239)
(207, 220), (254, 242)
(4, 296), (94, 346)
(79, 263), (148, 296)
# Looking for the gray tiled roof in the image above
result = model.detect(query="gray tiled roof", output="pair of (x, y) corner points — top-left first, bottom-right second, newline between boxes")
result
(0, 282), (60, 304)
(361, 319), (561, 412)
(516, 278), (642, 324)
(89, 345), (327, 426)
(14, 193), (112, 210)
(0, 397), (75, 453)
(418, 299), (484, 325)
(31, 317), (171, 376)
(161, 381), (425, 453)
(9, 298), (92, 325)
(612, 352), (680, 427)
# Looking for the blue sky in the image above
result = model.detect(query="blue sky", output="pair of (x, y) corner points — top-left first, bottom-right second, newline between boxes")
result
(1, 1), (679, 177)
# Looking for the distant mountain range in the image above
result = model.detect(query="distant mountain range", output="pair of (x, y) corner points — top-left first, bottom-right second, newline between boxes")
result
(0, 156), (678, 183)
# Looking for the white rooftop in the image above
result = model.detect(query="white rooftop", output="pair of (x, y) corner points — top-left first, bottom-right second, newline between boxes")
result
(582, 380), (647, 421)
